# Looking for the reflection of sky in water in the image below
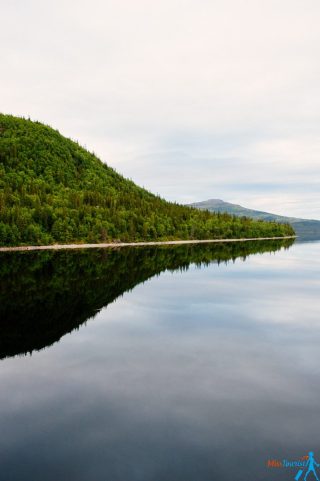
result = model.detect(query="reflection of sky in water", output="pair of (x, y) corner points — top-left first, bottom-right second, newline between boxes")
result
(0, 242), (320, 481)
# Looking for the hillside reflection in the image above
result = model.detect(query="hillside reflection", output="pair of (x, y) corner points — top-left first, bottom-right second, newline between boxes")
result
(0, 239), (294, 360)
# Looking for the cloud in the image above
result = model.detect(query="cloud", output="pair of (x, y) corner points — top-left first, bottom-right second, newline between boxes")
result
(1, 0), (320, 217)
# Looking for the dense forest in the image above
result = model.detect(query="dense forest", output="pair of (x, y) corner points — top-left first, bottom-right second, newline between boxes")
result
(0, 114), (295, 246)
(0, 239), (293, 358)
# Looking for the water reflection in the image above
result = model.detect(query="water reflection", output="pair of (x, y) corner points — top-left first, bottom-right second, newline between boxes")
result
(0, 240), (293, 359)
(3, 239), (320, 481)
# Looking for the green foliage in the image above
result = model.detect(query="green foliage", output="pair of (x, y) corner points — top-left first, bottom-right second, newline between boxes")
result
(0, 114), (295, 246)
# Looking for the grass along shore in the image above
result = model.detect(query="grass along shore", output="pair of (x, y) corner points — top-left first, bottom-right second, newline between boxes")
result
(0, 236), (296, 252)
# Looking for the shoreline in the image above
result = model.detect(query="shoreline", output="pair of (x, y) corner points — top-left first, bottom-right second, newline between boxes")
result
(0, 236), (296, 252)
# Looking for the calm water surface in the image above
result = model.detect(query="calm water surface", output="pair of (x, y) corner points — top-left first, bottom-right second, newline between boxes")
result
(0, 240), (319, 481)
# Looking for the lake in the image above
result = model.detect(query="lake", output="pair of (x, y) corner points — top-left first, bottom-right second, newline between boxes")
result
(0, 239), (319, 481)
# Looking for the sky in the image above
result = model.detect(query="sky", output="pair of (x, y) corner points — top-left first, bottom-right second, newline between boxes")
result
(1, 0), (320, 218)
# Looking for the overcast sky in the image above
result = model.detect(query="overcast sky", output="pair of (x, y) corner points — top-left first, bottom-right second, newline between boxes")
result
(1, 0), (320, 218)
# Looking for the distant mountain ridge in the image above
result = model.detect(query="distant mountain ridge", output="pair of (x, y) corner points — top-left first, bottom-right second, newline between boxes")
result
(189, 199), (320, 240)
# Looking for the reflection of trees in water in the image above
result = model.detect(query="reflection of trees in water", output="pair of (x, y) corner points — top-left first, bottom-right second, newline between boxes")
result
(0, 239), (294, 360)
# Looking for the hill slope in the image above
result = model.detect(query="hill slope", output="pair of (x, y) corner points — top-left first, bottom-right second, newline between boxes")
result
(190, 199), (320, 240)
(0, 115), (294, 246)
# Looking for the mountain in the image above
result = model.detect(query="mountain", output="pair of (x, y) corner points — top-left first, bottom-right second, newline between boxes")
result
(189, 199), (320, 240)
(0, 114), (294, 246)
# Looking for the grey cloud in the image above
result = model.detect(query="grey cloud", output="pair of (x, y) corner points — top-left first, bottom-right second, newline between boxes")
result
(1, 0), (320, 217)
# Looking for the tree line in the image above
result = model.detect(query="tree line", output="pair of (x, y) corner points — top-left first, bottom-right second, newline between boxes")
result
(0, 115), (295, 246)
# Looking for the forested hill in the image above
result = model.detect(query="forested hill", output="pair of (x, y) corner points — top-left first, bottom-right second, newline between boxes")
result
(0, 114), (294, 246)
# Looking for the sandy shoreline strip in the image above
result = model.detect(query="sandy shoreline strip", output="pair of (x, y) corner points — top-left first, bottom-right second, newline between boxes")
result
(0, 236), (296, 252)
